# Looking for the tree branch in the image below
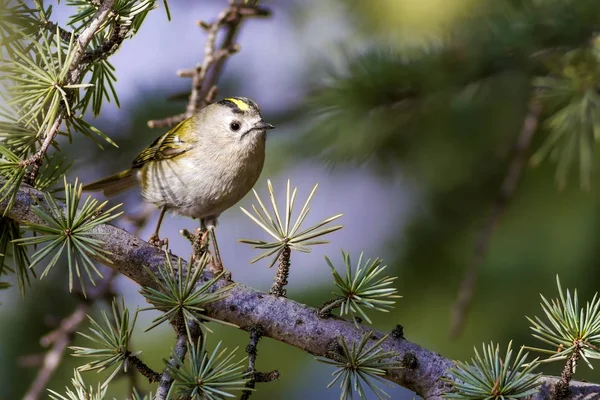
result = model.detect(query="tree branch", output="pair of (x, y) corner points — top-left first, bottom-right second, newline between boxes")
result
(147, 1), (271, 129)
(154, 333), (186, 400)
(22, 270), (116, 400)
(22, 304), (87, 400)
(127, 354), (161, 384)
(79, 21), (130, 68)
(3, 184), (599, 400)
(25, 0), (117, 183)
(450, 100), (542, 338)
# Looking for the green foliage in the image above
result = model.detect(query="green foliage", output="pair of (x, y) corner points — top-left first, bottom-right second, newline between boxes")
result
(525, 275), (600, 370)
(0, 144), (27, 213)
(70, 298), (138, 389)
(0, 217), (32, 294)
(165, 337), (249, 400)
(64, 115), (117, 149)
(13, 178), (122, 295)
(301, 0), (600, 190)
(1, 28), (90, 133)
(67, 0), (157, 34)
(445, 341), (540, 399)
(317, 332), (400, 400)
(325, 250), (400, 326)
(48, 369), (106, 400)
(0, 0), (47, 57)
(531, 49), (600, 190)
(139, 252), (234, 341)
(0, 0), (162, 161)
(79, 57), (119, 117)
(0, 105), (42, 156)
(240, 179), (343, 268)
(67, 0), (161, 117)
(131, 388), (153, 400)
(34, 156), (73, 192)
(48, 369), (152, 400)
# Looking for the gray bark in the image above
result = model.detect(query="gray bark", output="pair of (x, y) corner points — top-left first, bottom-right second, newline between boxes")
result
(4, 184), (600, 400)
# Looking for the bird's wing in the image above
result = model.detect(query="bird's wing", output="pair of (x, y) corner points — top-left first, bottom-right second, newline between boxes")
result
(132, 118), (195, 169)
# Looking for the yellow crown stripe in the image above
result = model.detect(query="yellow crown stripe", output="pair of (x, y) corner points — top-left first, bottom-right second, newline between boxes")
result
(225, 98), (250, 112)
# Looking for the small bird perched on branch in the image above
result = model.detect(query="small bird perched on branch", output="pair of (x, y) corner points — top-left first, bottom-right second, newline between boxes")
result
(83, 97), (274, 271)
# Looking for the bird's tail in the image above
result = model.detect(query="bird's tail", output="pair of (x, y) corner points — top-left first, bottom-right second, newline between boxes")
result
(82, 169), (137, 197)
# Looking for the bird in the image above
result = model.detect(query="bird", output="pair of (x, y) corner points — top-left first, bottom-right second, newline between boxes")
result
(82, 97), (274, 270)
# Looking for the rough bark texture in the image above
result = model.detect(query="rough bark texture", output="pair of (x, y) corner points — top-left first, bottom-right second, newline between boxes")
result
(4, 184), (600, 400)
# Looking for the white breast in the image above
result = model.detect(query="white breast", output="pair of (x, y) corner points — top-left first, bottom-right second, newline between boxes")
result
(138, 134), (266, 221)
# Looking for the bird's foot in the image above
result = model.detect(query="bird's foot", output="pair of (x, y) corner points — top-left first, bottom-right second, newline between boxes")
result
(208, 256), (224, 275)
(148, 233), (168, 248)
(199, 228), (210, 247)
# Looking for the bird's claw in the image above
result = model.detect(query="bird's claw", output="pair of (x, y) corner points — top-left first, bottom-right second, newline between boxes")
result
(148, 233), (168, 248)
(209, 256), (224, 275)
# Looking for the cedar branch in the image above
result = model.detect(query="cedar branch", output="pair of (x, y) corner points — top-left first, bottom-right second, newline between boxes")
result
(3, 183), (599, 400)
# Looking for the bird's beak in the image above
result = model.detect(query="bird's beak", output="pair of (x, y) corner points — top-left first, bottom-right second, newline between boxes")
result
(253, 121), (275, 130)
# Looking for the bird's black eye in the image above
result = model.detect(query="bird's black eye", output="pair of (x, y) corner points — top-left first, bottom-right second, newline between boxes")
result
(230, 121), (241, 132)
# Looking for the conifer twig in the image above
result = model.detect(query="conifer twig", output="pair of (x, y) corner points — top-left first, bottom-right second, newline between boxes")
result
(127, 354), (161, 383)
(269, 244), (291, 297)
(450, 100), (542, 338)
(241, 325), (279, 400)
(25, 0), (117, 184)
(3, 185), (599, 400)
(552, 341), (582, 400)
(155, 314), (202, 400)
(147, 0), (272, 128)
(41, 20), (77, 43)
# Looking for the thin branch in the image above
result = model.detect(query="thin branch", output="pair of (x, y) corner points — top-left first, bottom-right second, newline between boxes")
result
(552, 342), (582, 400)
(25, 0), (117, 184)
(241, 325), (278, 400)
(3, 184), (598, 400)
(41, 20), (77, 43)
(22, 304), (87, 400)
(155, 314), (198, 400)
(269, 245), (290, 297)
(147, 1), (271, 128)
(450, 100), (542, 338)
(22, 270), (116, 400)
(69, 1), (116, 69)
(317, 297), (345, 318)
(127, 354), (161, 384)
(79, 21), (130, 67)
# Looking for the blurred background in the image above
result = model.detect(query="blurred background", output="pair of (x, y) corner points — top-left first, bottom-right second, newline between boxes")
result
(2, 0), (600, 398)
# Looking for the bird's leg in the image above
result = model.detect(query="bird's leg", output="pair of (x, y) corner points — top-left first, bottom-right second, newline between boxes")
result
(148, 206), (168, 248)
(209, 227), (223, 274)
(200, 218), (223, 274)
(199, 219), (210, 249)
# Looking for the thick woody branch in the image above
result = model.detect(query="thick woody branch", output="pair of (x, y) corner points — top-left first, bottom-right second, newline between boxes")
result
(3, 184), (600, 400)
